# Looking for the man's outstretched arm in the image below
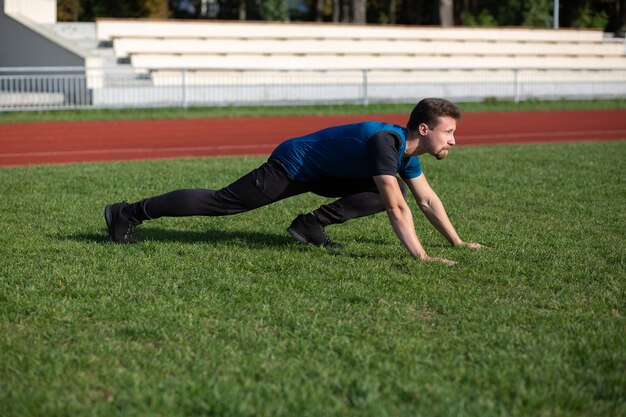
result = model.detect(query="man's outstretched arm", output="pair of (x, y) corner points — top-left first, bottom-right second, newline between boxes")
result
(405, 174), (482, 248)
(373, 175), (456, 265)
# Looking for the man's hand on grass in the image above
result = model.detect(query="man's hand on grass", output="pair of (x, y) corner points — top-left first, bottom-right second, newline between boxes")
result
(425, 256), (458, 266)
(419, 242), (485, 265)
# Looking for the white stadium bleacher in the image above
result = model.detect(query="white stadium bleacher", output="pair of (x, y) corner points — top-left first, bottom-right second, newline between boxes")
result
(95, 19), (626, 71)
(96, 19), (608, 42)
(127, 53), (626, 70)
(90, 19), (626, 106)
(111, 38), (624, 59)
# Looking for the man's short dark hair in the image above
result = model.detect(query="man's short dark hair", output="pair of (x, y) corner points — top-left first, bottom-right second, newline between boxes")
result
(407, 98), (462, 131)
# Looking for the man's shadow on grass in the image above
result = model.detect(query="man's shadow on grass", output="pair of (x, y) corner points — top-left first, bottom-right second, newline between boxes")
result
(64, 224), (389, 253)
(65, 226), (297, 248)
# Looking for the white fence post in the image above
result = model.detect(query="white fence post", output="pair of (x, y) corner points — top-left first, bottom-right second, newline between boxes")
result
(514, 68), (521, 103)
(362, 69), (369, 106)
(182, 68), (188, 108)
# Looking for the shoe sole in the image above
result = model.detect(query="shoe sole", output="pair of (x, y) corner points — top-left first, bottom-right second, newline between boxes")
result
(104, 204), (114, 243)
(287, 226), (311, 245)
(287, 226), (343, 249)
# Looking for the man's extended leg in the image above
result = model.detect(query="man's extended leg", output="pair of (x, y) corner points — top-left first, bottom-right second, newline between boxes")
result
(313, 177), (407, 225)
(105, 159), (306, 243)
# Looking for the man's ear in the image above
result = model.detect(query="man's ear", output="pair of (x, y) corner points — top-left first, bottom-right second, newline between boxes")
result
(418, 123), (429, 136)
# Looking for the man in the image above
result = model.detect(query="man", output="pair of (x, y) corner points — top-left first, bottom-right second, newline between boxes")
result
(105, 98), (482, 264)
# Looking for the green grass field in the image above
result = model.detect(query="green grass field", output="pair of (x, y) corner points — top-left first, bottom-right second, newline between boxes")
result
(1, 140), (624, 416)
(2, 98), (626, 123)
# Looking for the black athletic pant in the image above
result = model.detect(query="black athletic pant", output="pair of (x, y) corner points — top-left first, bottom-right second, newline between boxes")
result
(132, 159), (406, 226)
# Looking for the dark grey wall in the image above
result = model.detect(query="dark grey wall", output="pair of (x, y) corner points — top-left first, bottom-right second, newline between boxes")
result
(0, 1), (84, 67)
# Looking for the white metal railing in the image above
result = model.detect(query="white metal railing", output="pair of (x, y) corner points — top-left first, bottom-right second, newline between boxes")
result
(1, 66), (626, 111)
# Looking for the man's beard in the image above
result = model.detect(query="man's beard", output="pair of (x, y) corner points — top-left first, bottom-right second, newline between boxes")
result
(436, 149), (448, 160)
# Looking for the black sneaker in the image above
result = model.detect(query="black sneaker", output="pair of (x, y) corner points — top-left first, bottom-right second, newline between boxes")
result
(104, 202), (142, 244)
(287, 213), (343, 249)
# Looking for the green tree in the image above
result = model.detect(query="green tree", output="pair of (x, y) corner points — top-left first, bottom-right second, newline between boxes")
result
(257, 0), (289, 20)
(522, 0), (551, 27)
(54, 0), (626, 30)
(141, 0), (170, 18)
(573, 1), (609, 28)
(462, 8), (498, 26)
(80, 0), (168, 19)
(495, 0), (523, 26)
(366, 0), (398, 24)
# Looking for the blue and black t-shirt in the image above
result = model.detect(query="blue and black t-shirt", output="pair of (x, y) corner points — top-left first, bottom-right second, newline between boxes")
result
(270, 121), (422, 182)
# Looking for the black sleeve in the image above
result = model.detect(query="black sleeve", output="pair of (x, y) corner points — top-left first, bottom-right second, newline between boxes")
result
(366, 131), (402, 176)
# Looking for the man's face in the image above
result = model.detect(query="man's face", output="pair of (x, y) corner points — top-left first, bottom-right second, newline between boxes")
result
(419, 116), (457, 160)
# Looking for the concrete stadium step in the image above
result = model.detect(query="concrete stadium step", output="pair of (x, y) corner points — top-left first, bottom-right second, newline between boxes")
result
(96, 19), (606, 43)
(129, 53), (626, 71)
(110, 37), (625, 59)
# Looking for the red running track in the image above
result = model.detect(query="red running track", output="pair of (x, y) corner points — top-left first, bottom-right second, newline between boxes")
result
(1, 109), (625, 166)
